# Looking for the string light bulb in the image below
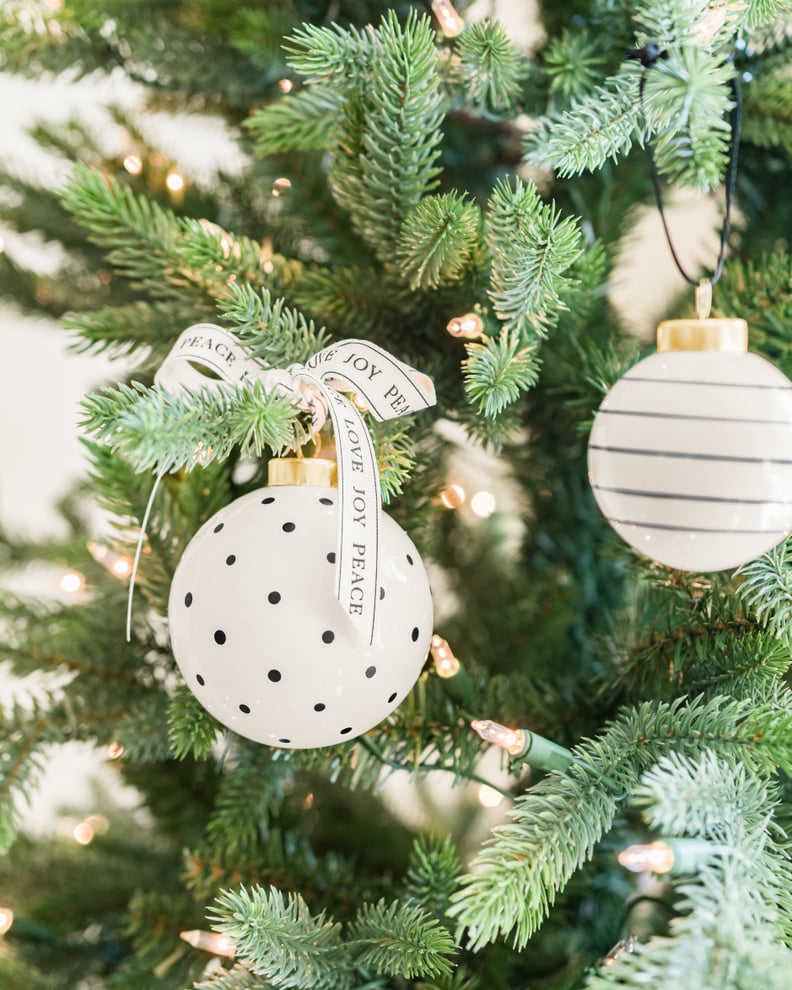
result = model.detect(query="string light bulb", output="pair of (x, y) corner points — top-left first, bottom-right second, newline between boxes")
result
(471, 719), (527, 756)
(430, 634), (460, 677)
(87, 542), (133, 579)
(431, 0), (465, 37)
(0, 907), (13, 935)
(180, 930), (236, 958)
(472, 719), (577, 772)
(602, 935), (637, 967)
(278, 78), (294, 93)
(166, 171), (184, 193)
(122, 154), (143, 175)
(272, 177), (292, 197)
(447, 313), (484, 339)
(106, 740), (125, 760)
(618, 838), (723, 875)
(438, 484), (465, 509)
(470, 490), (496, 518)
(59, 570), (85, 594)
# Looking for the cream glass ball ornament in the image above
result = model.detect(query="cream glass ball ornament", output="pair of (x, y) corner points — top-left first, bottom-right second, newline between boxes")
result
(588, 316), (792, 572)
(168, 458), (433, 748)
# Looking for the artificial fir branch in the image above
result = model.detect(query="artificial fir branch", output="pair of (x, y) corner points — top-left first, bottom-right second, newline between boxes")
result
(246, 88), (346, 156)
(584, 751), (792, 988)
(462, 329), (540, 419)
(284, 21), (377, 86)
(523, 67), (646, 176)
(209, 885), (351, 990)
(449, 693), (792, 948)
(395, 193), (481, 291)
(217, 283), (330, 366)
(81, 380), (306, 474)
(404, 834), (462, 923)
(348, 900), (457, 979)
(168, 685), (223, 761)
(737, 538), (792, 640)
(453, 21), (528, 115)
(486, 176), (584, 339)
(326, 11), (444, 264)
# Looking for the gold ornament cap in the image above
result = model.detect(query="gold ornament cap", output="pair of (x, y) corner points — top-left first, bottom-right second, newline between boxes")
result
(267, 457), (338, 487)
(656, 317), (748, 353)
(656, 277), (747, 353)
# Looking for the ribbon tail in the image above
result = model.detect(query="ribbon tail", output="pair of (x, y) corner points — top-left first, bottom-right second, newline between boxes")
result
(312, 380), (381, 646)
(126, 469), (166, 642)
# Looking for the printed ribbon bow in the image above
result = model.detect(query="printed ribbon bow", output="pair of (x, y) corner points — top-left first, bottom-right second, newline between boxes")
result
(155, 324), (436, 645)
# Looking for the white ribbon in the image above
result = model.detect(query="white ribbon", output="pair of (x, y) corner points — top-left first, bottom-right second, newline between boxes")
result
(154, 323), (436, 645)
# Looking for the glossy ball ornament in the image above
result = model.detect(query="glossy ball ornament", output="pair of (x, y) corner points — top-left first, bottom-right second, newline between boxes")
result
(168, 461), (433, 749)
(588, 317), (792, 572)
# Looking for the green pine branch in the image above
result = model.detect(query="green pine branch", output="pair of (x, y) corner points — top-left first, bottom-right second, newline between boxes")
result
(584, 750), (792, 988)
(523, 66), (645, 176)
(404, 834), (462, 923)
(217, 283), (330, 367)
(454, 20), (528, 115)
(448, 693), (792, 949)
(284, 21), (377, 86)
(642, 48), (735, 190)
(737, 538), (792, 641)
(395, 193), (481, 291)
(348, 899), (457, 979)
(81, 380), (307, 475)
(462, 328), (541, 420)
(327, 11), (444, 264)
(209, 886), (351, 990)
(204, 742), (292, 860)
(168, 684), (223, 762)
(193, 963), (262, 990)
(486, 176), (585, 339)
(246, 88), (346, 156)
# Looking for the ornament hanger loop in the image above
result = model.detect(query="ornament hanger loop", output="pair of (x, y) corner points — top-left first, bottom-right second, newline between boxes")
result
(695, 278), (712, 320)
(633, 46), (742, 291)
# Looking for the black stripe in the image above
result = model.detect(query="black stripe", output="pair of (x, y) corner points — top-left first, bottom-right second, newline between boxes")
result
(593, 485), (792, 506)
(596, 408), (792, 426)
(589, 444), (792, 465)
(622, 375), (792, 391)
(609, 518), (787, 535)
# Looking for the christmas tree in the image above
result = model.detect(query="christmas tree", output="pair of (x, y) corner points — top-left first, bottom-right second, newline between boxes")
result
(2, 0), (792, 987)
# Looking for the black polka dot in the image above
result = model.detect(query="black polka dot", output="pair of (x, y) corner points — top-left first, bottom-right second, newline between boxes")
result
(214, 629), (226, 645)
(226, 554), (236, 565)
(379, 587), (385, 600)
(406, 553), (414, 566)
(196, 674), (205, 686)
(327, 552), (336, 564)
(388, 692), (398, 703)
(319, 497), (334, 506)
(282, 521), (296, 533)
(268, 669), (282, 683)
(365, 666), (376, 678)
(322, 630), (335, 644)
(340, 726), (352, 735)
(411, 627), (420, 642)
(268, 591), (281, 604)
(184, 592), (193, 607)
(239, 704), (251, 714)
(314, 702), (326, 712)
(213, 522), (224, 533)
(261, 496), (275, 504)
(279, 738), (291, 744)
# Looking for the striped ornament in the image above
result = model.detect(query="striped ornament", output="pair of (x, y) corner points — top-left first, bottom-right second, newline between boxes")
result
(587, 349), (792, 572)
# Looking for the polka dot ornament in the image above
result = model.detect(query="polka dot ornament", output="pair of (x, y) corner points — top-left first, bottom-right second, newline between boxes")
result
(588, 348), (792, 572)
(168, 485), (433, 748)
